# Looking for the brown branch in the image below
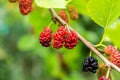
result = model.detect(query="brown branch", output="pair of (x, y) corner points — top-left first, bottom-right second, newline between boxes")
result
(48, 8), (120, 73)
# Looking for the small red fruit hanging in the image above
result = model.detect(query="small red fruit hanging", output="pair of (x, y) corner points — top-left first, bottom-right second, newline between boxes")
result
(104, 45), (120, 67)
(39, 26), (52, 47)
(104, 45), (119, 55)
(68, 5), (79, 20)
(18, 0), (33, 15)
(58, 10), (69, 23)
(64, 30), (78, 49)
(52, 26), (67, 49)
(109, 53), (120, 67)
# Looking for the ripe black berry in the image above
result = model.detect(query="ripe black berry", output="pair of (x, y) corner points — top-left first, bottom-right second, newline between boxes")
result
(82, 56), (98, 73)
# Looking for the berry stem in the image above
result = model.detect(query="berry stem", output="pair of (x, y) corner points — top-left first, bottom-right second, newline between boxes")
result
(96, 27), (110, 47)
(89, 50), (92, 56)
(48, 8), (120, 73)
(99, 33), (106, 45)
(48, 22), (53, 27)
(106, 67), (111, 78)
(96, 29), (107, 48)
(95, 44), (106, 48)
(65, 24), (71, 33)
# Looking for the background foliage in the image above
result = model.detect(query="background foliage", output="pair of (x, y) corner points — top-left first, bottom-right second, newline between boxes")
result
(0, 0), (120, 80)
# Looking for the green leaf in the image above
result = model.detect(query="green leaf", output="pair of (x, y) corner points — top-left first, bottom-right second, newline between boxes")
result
(17, 35), (37, 51)
(106, 20), (120, 48)
(87, 0), (120, 27)
(35, 0), (66, 8)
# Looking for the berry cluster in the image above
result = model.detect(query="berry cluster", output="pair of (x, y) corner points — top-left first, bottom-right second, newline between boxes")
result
(39, 9), (78, 49)
(53, 26), (78, 49)
(8, 0), (33, 15)
(39, 26), (78, 49)
(104, 45), (120, 67)
(82, 56), (98, 73)
(99, 76), (110, 80)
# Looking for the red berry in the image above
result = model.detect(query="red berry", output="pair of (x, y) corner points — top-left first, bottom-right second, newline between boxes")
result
(19, 0), (33, 15)
(8, 0), (17, 3)
(52, 26), (67, 49)
(64, 31), (78, 49)
(58, 10), (69, 23)
(52, 34), (63, 49)
(99, 76), (110, 80)
(104, 45), (119, 55)
(39, 27), (52, 47)
(68, 5), (78, 20)
(109, 53), (120, 67)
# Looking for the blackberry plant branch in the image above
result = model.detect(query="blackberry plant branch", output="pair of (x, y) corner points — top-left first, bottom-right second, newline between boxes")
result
(48, 8), (120, 73)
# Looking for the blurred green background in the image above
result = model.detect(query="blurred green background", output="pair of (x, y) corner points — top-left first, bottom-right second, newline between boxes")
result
(0, 1), (120, 80)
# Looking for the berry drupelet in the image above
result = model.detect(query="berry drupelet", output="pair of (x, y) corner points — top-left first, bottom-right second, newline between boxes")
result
(82, 56), (98, 73)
